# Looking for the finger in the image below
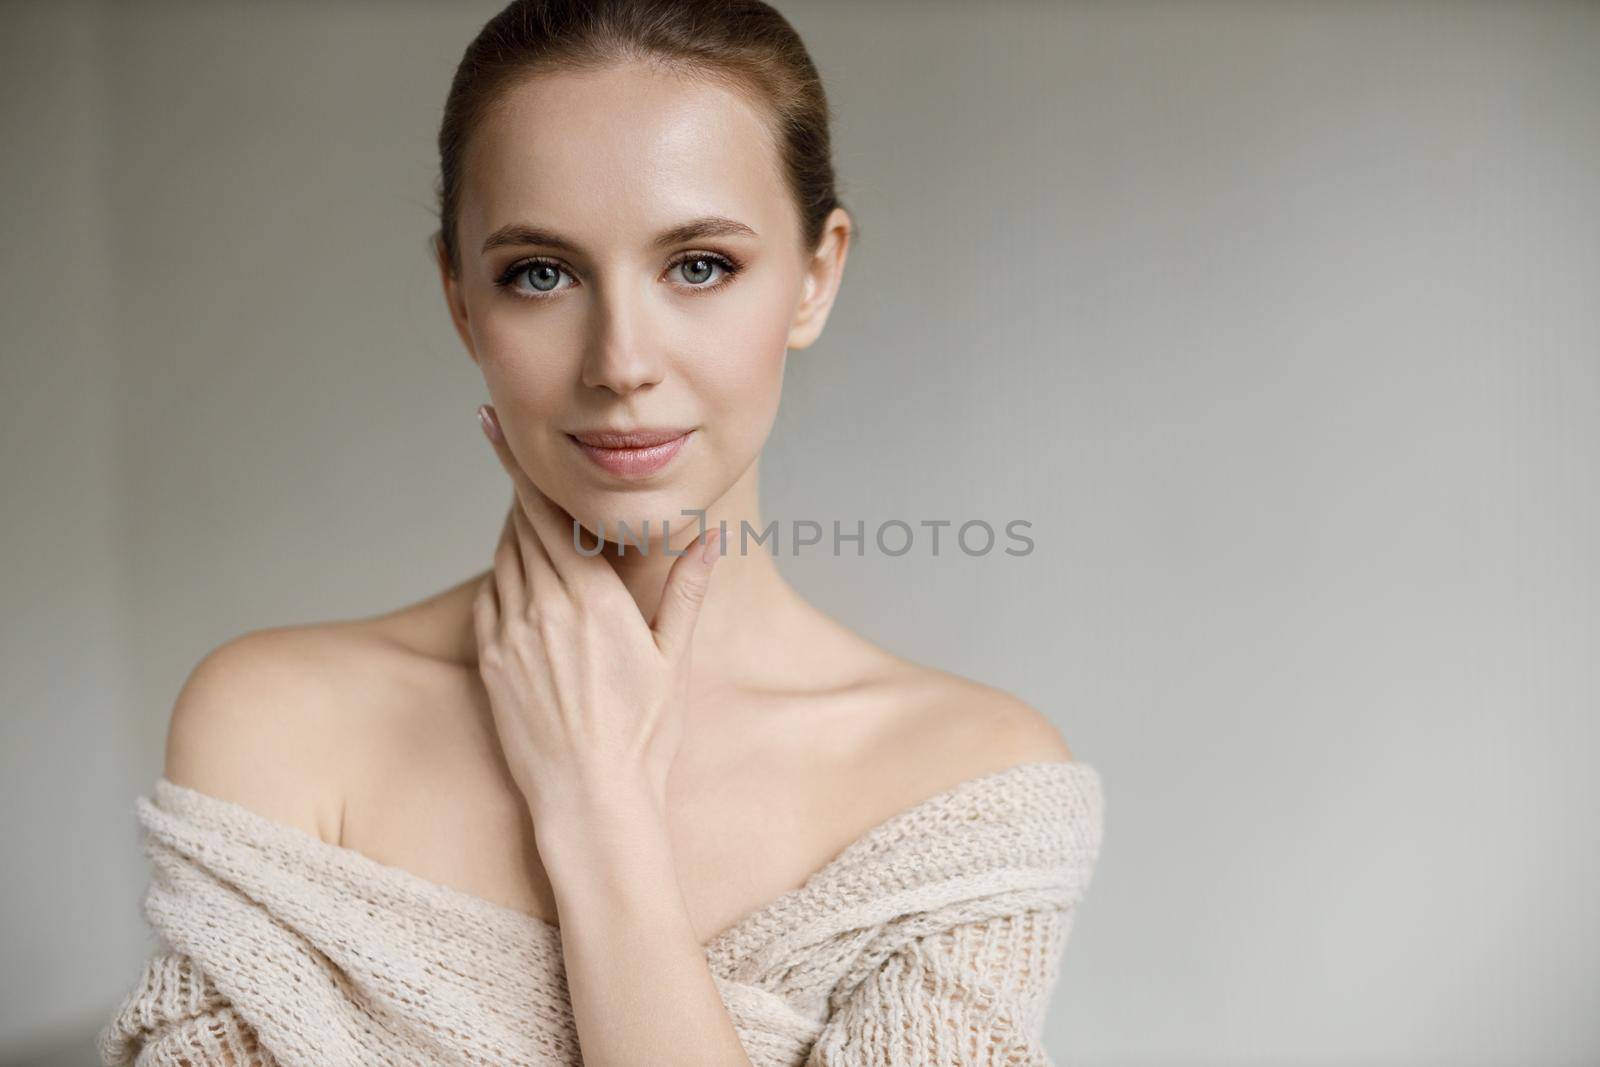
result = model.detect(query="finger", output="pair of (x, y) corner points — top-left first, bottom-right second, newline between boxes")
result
(471, 573), (500, 657)
(651, 524), (723, 659)
(491, 503), (526, 621)
(509, 490), (564, 615)
(479, 404), (615, 592)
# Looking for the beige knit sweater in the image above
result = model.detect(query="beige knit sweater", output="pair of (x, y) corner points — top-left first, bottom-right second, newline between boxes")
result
(99, 759), (1103, 1066)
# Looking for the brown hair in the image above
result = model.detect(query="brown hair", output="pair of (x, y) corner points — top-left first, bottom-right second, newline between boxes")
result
(431, 0), (852, 278)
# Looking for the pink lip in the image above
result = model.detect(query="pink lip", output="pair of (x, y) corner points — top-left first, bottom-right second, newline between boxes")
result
(568, 429), (694, 478)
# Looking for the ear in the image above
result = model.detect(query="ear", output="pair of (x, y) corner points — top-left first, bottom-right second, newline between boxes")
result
(786, 207), (853, 351)
(433, 232), (478, 365)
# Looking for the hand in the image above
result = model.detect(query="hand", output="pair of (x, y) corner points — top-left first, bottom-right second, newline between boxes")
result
(472, 403), (724, 819)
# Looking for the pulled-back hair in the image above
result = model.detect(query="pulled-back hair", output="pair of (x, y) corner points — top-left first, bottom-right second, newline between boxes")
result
(432, 0), (851, 277)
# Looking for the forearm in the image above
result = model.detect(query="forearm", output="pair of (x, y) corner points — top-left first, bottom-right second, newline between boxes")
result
(534, 784), (755, 1067)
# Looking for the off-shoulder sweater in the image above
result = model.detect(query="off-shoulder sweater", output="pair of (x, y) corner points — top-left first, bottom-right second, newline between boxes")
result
(99, 759), (1104, 1066)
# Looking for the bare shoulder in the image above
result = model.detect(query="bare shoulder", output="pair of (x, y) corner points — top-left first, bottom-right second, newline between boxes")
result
(934, 668), (1074, 766)
(162, 620), (391, 844)
(874, 663), (1076, 792)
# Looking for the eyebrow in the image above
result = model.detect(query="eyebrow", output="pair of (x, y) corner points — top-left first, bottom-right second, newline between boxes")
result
(480, 215), (759, 257)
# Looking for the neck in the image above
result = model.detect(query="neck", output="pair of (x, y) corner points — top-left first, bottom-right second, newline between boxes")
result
(430, 457), (805, 696)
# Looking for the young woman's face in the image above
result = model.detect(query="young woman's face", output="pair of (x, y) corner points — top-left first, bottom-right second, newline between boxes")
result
(441, 60), (846, 543)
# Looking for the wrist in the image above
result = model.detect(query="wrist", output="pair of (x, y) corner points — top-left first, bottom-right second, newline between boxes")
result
(533, 785), (684, 924)
(530, 776), (668, 861)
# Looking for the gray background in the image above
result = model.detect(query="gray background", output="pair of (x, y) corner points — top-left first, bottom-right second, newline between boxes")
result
(3, 0), (1596, 1063)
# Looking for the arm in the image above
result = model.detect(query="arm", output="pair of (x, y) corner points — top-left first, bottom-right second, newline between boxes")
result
(103, 633), (341, 1067)
(474, 407), (748, 1065)
(804, 907), (1077, 1067)
(534, 783), (755, 1067)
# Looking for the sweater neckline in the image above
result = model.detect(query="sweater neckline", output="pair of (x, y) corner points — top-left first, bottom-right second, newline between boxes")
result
(148, 757), (1096, 962)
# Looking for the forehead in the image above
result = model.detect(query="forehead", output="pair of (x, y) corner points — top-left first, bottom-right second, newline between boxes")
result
(459, 61), (790, 252)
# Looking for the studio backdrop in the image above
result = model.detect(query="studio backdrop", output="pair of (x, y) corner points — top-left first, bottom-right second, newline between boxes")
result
(3, 1), (1597, 1064)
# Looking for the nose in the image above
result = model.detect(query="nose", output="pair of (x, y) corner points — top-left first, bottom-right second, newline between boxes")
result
(579, 286), (665, 396)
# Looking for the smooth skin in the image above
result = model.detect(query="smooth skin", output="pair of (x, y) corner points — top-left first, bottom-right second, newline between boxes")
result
(163, 59), (1073, 1065)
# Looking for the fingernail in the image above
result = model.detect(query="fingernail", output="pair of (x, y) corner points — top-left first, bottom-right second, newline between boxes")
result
(477, 404), (502, 443)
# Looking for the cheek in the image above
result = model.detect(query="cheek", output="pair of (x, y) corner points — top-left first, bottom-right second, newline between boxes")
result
(475, 318), (571, 416)
(694, 309), (789, 428)
(695, 275), (793, 406)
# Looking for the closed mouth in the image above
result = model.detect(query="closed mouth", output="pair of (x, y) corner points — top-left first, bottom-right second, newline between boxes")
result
(567, 428), (693, 449)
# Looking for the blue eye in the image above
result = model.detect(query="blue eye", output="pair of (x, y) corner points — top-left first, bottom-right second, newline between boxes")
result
(674, 254), (729, 287)
(497, 260), (575, 297)
(492, 251), (744, 301)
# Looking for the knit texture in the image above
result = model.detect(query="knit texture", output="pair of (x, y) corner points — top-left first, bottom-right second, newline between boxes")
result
(99, 759), (1103, 1066)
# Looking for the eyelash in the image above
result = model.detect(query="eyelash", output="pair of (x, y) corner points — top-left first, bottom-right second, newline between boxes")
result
(492, 251), (744, 301)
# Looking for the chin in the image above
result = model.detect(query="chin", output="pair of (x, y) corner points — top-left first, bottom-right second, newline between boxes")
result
(555, 485), (714, 553)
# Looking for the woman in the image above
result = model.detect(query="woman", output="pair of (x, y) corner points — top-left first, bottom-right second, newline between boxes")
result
(100, 1), (1104, 1064)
